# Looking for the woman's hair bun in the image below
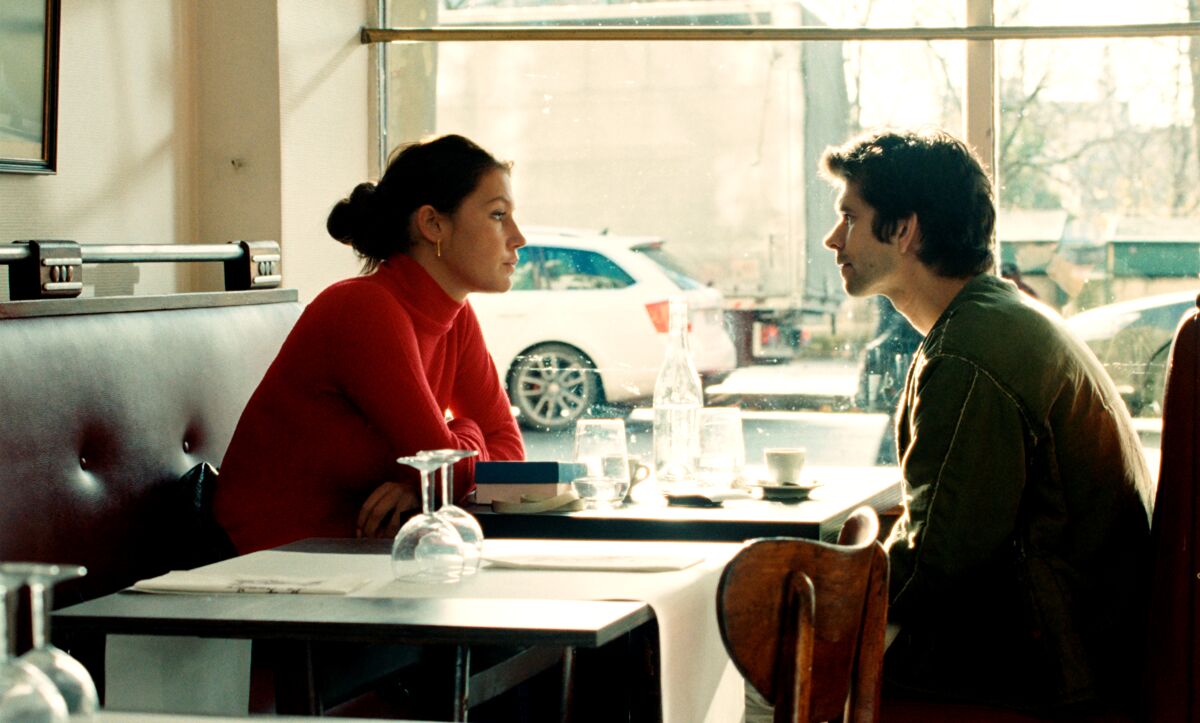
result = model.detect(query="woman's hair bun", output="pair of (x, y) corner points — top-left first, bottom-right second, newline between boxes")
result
(328, 134), (508, 272)
(326, 182), (379, 247)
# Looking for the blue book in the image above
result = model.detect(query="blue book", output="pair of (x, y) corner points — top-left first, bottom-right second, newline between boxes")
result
(475, 461), (588, 484)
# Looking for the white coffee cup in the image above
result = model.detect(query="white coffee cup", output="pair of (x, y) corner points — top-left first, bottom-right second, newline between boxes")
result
(764, 447), (807, 485)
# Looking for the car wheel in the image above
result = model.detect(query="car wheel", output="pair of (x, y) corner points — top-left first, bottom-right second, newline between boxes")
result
(508, 343), (603, 431)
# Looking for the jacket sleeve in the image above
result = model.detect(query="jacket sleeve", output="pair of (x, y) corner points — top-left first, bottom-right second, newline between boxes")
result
(889, 354), (1029, 621)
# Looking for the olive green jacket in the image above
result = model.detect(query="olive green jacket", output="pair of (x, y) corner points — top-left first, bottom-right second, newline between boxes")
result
(883, 274), (1154, 713)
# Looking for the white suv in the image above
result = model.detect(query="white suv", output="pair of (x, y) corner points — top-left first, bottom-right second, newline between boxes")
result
(469, 227), (738, 431)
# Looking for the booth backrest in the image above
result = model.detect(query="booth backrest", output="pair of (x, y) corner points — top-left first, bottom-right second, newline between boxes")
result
(0, 291), (302, 604)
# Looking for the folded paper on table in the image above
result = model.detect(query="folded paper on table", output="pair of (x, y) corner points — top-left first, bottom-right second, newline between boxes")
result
(482, 553), (704, 572)
(132, 571), (368, 595)
(665, 489), (754, 507)
(490, 491), (586, 514)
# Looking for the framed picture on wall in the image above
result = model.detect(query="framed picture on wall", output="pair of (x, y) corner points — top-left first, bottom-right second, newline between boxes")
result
(0, 0), (60, 174)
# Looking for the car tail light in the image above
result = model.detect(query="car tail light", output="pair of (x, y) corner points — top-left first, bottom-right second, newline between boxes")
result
(645, 301), (694, 333)
(645, 301), (670, 333)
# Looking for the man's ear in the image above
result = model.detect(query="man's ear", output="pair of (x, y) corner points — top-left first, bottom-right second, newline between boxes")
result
(413, 204), (445, 244)
(892, 213), (920, 254)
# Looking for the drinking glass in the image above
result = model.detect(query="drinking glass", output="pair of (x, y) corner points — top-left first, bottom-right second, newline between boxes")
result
(572, 418), (630, 507)
(0, 563), (97, 717)
(423, 448), (484, 575)
(695, 407), (745, 488)
(392, 454), (468, 583)
(0, 572), (68, 722)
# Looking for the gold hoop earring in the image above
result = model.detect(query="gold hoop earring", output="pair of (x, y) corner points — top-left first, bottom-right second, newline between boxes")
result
(436, 239), (442, 258)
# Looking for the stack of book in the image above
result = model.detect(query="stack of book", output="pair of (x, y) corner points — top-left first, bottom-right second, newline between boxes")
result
(472, 461), (587, 504)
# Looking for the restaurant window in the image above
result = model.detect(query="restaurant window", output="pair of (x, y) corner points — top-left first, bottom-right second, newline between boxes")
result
(373, 0), (1197, 471)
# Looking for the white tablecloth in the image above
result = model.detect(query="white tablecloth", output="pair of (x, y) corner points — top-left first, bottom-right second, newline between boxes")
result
(108, 539), (744, 723)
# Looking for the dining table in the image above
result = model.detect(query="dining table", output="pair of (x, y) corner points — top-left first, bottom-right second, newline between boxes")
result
(54, 537), (745, 723)
(473, 464), (904, 543)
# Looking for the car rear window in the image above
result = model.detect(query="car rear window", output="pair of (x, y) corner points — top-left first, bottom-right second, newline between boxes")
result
(540, 247), (635, 290)
(633, 245), (704, 290)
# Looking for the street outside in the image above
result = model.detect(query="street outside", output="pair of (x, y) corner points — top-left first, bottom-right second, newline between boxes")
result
(517, 357), (1163, 473)
(520, 358), (888, 469)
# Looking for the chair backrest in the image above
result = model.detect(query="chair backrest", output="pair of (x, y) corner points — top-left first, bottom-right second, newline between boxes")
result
(1147, 293), (1200, 723)
(716, 507), (888, 723)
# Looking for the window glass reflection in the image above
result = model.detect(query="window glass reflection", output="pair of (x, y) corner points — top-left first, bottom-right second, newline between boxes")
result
(383, 1), (1191, 470)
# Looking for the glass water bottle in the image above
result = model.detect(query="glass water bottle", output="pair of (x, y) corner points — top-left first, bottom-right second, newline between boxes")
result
(652, 299), (703, 490)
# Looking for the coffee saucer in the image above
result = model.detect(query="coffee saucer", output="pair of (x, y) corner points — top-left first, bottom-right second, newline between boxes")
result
(749, 481), (820, 502)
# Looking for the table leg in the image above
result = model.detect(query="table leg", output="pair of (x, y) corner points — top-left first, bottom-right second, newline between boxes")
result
(560, 646), (576, 722)
(453, 643), (471, 721)
(273, 640), (321, 715)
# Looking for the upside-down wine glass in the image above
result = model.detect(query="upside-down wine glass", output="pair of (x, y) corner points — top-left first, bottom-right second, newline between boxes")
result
(4, 563), (98, 716)
(392, 454), (468, 583)
(423, 449), (484, 575)
(0, 570), (68, 722)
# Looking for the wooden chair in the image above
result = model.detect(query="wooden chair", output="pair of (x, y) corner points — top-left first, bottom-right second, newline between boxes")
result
(716, 507), (888, 723)
(1145, 292), (1200, 723)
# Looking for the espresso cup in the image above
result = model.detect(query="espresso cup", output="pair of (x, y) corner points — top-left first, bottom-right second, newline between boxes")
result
(764, 447), (807, 485)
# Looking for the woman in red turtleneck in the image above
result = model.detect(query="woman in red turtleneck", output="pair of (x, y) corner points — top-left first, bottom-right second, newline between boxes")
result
(215, 135), (526, 554)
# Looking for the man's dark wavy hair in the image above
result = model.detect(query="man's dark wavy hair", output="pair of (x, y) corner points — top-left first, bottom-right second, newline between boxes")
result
(819, 129), (996, 278)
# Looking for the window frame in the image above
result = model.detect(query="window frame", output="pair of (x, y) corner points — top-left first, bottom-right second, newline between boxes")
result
(364, 0), (1200, 200)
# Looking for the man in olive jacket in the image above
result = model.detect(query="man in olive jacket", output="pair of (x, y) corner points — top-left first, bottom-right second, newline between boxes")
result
(819, 129), (1153, 715)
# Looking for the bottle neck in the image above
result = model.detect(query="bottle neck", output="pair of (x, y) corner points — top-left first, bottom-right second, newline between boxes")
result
(667, 303), (691, 354)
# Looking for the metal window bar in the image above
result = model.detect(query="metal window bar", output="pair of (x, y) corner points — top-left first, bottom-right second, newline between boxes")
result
(2, 240), (282, 300)
(360, 22), (1200, 44)
(363, 9), (1200, 260)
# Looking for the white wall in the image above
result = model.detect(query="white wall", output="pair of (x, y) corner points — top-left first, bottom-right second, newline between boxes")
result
(0, 0), (197, 296)
(0, 0), (374, 302)
(192, 0), (284, 292)
(276, 1), (373, 301)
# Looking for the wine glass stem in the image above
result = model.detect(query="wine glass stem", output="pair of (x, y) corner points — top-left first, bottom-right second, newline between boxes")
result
(28, 582), (49, 650)
(419, 469), (436, 516)
(440, 463), (451, 509)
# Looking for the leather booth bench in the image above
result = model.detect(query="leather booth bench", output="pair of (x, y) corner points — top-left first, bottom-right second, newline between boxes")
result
(0, 288), (301, 604)
(0, 240), (296, 604)
(0, 242), (302, 701)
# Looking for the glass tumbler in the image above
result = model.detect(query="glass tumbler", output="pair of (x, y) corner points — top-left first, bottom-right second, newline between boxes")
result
(572, 418), (631, 507)
(695, 407), (745, 488)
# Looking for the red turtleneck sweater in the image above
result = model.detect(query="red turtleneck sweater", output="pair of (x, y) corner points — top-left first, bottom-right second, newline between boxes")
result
(214, 254), (525, 554)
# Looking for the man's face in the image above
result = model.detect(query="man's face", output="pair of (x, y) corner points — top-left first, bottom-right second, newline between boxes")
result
(823, 182), (901, 298)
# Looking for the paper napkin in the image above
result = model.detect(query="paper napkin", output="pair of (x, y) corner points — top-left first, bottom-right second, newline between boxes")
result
(482, 554), (703, 572)
(132, 571), (368, 595)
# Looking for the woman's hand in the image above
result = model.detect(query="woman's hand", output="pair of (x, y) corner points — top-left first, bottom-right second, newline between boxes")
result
(357, 481), (420, 539)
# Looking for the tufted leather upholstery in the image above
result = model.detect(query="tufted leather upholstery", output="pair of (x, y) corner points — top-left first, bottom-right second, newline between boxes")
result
(0, 293), (301, 605)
